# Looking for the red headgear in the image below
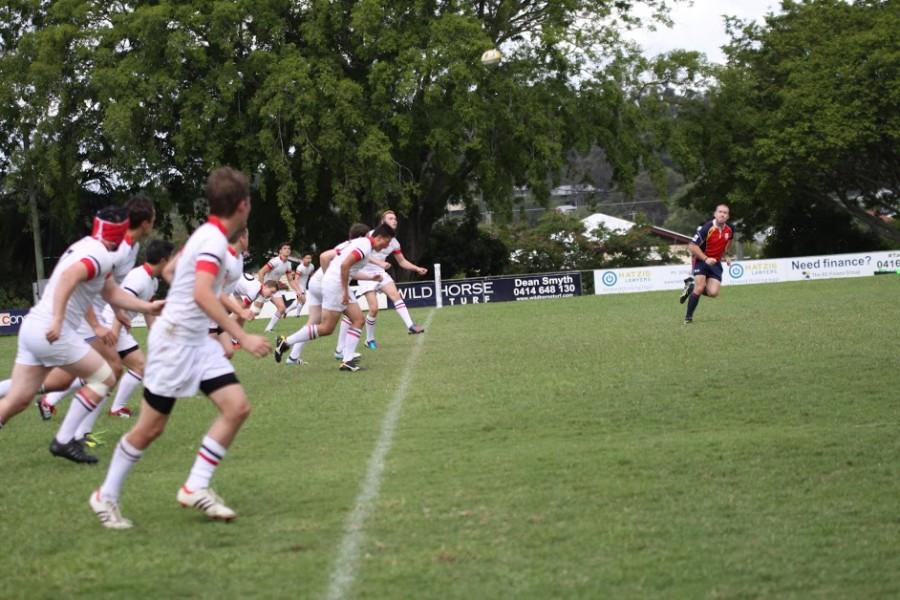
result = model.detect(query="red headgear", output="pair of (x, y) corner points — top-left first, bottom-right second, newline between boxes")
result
(91, 214), (130, 247)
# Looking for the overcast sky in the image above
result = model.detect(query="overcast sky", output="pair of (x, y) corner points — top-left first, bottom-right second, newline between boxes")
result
(627, 0), (783, 63)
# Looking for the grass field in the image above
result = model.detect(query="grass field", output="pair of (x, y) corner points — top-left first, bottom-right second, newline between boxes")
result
(1, 276), (899, 599)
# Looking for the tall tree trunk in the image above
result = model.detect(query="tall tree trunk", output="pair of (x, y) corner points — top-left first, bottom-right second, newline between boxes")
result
(28, 181), (45, 282)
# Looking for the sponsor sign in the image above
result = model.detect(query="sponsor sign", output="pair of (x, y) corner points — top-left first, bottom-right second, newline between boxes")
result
(392, 272), (582, 308)
(594, 265), (690, 295)
(0, 309), (29, 336)
(595, 251), (896, 295)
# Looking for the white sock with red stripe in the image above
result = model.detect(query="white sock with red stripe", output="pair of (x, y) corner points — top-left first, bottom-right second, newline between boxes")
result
(74, 394), (110, 440)
(184, 435), (227, 491)
(55, 390), (100, 443)
(365, 316), (377, 343)
(264, 312), (282, 332)
(0, 378), (10, 399)
(335, 315), (352, 353)
(100, 436), (144, 502)
(110, 369), (142, 412)
(289, 342), (305, 361)
(285, 324), (318, 346)
(342, 326), (363, 360)
(394, 301), (414, 328)
(45, 378), (84, 407)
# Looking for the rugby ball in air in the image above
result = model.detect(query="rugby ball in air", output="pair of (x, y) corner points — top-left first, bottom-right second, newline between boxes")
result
(480, 49), (502, 66)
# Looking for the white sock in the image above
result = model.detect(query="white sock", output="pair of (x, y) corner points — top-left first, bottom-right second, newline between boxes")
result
(365, 316), (377, 343)
(335, 316), (351, 353)
(46, 378), (84, 407)
(285, 324), (318, 346)
(55, 390), (100, 443)
(110, 370), (142, 412)
(264, 312), (282, 332)
(100, 436), (144, 502)
(184, 435), (227, 491)
(74, 395), (109, 440)
(342, 327), (362, 361)
(0, 378), (10, 399)
(394, 301), (414, 328)
(289, 342), (305, 361)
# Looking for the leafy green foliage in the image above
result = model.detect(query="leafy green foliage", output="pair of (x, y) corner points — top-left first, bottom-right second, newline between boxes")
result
(672, 0), (900, 254)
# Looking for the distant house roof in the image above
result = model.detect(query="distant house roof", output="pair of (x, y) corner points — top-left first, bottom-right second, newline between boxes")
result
(581, 213), (692, 244)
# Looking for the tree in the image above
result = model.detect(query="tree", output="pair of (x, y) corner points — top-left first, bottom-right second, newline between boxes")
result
(671, 0), (900, 255)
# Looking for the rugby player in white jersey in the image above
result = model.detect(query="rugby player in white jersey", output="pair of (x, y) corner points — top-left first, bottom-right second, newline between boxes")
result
(100, 239), (175, 418)
(89, 167), (271, 529)
(274, 223), (394, 372)
(355, 210), (427, 349)
(281, 225), (369, 366)
(30, 195), (156, 430)
(284, 254), (314, 318)
(0, 207), (165, 464)
(257, 242), (302, 333)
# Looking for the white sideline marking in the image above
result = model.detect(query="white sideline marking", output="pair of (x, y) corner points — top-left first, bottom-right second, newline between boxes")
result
(325, 310), (435, 600)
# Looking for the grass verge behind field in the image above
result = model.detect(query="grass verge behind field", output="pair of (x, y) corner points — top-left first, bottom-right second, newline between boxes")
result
(0, 276), (898, 598)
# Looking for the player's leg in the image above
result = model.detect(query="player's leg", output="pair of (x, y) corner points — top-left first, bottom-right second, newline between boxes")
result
(91, 393), (173, 529)
(335, 314), (352, 356)
(68, 338), (125, 443)
(178, 366), (247, 520)
(275, 303), (339, 362)
(0, 363), (51, 427)
(51, 350), (117, 462)
(685, 274), (707, 323)
(383, 282), (423, 334)
(287, 304), (320, 364)
(363, 290), (380, 348)
(704, 277), (722, 298)
(264, 295), (287, 332)
(109, 346), (145, 417)
(339, 303), (366, 372)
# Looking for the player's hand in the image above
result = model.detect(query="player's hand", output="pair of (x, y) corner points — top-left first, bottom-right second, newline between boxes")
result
(416, 266), (428, 275)
(342, 291), (350, 305)
(238, 308), (254, 321)
(725, 257), (732, 267)
(241, 334), (272, 358)
(115, 309), (132, 331)
(372, 273), (383, 282)
(705, 257), (717, 266)
(382, 263), (392, 270)
(222, 341), (235, 360)
(46, 320), (63, 344)
(95, 324), (116, 346)
(147, 299), (165, 316)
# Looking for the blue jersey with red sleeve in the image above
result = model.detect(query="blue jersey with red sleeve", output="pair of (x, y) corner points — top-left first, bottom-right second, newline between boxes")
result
(691, 220), (733, 262)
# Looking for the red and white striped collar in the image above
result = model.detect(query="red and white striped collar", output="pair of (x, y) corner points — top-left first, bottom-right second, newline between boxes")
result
(207, 215), (228, 236)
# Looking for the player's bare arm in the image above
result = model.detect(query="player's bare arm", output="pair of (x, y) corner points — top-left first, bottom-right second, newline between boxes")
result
(195, 271), (270, 357)
(394, 252), (428, 275)
(46, 261), (91, 343)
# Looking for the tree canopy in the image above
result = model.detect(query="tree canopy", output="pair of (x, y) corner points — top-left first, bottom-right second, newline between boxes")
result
(672, 0), (899, 255)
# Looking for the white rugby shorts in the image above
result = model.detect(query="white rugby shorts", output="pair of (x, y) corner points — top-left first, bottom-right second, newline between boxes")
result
(15, 315), (92, 367)
(143, 323), (235, 398)
(306, 278), (323, 308)
(321, 279), (357, 312)
(355, 269), (394, 294)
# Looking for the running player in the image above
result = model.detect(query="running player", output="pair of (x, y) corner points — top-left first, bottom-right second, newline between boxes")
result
(680, 203), (734, 324)
(285, 254), (314, 318)
(0, 207), (164, 464)
(281, 225), (369, 366)
(89, 166), (271, 529)
(274, 223), (394, 371)
(257, 242), (302, 333)
(101, 239), (175, 419)
(355, 210), (427, 349)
